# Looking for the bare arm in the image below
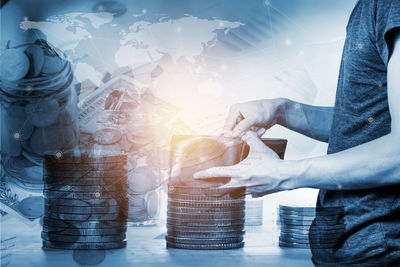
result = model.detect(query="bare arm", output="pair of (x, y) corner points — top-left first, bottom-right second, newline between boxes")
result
(195, 31), (400, 193)
(224, 98), (334, 143)
(277, 100), (334, 143)
(289, 31), (400, 190)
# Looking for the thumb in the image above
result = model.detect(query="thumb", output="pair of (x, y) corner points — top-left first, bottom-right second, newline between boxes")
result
(232, 118), (254, 138)
(242, 132), (279, 158)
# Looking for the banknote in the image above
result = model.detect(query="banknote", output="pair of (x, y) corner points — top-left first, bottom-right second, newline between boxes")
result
(0, 178), (44, 226)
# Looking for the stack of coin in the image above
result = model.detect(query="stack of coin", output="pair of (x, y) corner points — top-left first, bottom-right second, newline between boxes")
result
(166, 186), (246, 250)
(245, 197), (263, 226)
(278, 205), (343, 249)
(42, 154), (128, 250)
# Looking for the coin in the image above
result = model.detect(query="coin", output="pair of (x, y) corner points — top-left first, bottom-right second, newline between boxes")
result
(171, 224), (246, 233)
(45, 169), (127, 177)
(43, 226), (126, 236)
(41, 54), (65, 75)
(278, 240), (310, 249)
(279, 232), (309, 240)
(44, 176), (127, 186)
(43, 190), (126, 200)
(279, 214), (316, 221)
(17, 196), (44, 219)
(282, 216), (341, 226)
(44, 184), (126, 192)
(46, 211), (127, 221)
(41, 232), (126, 243)
(45, 204), (120, 214)
(279, 205), (343, 214)
(168, 197), (245, 203)
(126, 132), (152, 146)
(0, 48), (30, 81)
(168, 185), (245, 195)
(34, 39), (60, 56)
(42, 240), (126, 250)
(45, 154), (127, 164)
(280, 223), (345, 231)
(24, 44), (44, 77)
(167, 218), (245, 227)
(167, 200), (245, 208)
(167, 206), (244, 214)
(44, 198), (124, 207)
(165, 235), (243, 245)
(280, 210), (341, 219)
(279, 236), (313, 244)
(128, 166), (158, 194)
(166, 241), (244, 250)
(280, 228), (310, 235)
(45, 160), (125, 170)
(280, 232), (341, 242)
(278, 240), (335, 249)
(145, 191), (159, 218)
(25, 98), (60, 127)
(29, 125), (65, 155)
(168, 193), (239, 201)
(167, 211), (245, 220)
(43, 218), (126, 229)
(167, 230), (245, 239)
(279, 219), (314, 226)
(93, 128), (122, 145)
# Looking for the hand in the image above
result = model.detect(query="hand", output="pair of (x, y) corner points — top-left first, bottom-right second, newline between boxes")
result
(193, 132), (296, 197)
(222, 98), (285, 138)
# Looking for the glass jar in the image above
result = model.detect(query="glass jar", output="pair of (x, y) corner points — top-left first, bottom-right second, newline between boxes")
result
(0, 57), (79, 191)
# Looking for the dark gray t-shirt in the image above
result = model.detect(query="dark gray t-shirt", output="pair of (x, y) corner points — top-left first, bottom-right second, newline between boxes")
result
(311, 0), (400, 265)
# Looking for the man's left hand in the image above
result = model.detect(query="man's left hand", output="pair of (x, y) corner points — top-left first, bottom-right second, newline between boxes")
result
(193, 132), (295, 197)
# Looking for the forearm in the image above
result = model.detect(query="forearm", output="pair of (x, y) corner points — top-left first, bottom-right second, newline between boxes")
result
(276, 99), (334, 142)
(283, 133), (400, 190)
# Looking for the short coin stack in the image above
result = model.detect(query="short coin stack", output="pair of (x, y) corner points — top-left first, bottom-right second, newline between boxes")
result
(166, 186), (246, 250)
(278, 205), (344, 249)
(42, 154), (128, 250)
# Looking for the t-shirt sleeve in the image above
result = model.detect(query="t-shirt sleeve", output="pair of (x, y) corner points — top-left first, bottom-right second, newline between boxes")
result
(375, 0), (400, 64)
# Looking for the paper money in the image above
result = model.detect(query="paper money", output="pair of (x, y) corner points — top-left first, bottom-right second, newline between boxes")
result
(0, 179), (44, 226)
(79, 75), (143, 133)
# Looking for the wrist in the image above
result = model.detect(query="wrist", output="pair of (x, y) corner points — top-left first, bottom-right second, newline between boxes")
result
(278, 159), (309, 190)
(272, 98), (289, 127)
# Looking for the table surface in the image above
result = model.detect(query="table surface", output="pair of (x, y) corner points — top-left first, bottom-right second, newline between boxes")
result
(1, 215), (314, 267)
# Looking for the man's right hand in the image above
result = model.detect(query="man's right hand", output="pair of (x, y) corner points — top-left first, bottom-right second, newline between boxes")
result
(223, 98), (286, 138)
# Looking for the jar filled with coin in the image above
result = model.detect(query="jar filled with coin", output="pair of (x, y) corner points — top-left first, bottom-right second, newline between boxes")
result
(0, 39), (79, 191)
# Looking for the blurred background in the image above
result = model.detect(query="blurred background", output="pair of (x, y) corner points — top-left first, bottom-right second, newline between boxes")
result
(1, 0), (356, 228)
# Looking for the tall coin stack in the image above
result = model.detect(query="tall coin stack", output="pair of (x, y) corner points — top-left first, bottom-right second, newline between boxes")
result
(278, 205), (344, 249)
(42, 154), (128, 249)
(166, 186), (246, 250)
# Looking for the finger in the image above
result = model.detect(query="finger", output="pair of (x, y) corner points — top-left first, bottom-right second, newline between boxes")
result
(193, 165), (241, 179)
(256, 128), (266, 137)
(222, 107), (241, 134)
(246, 185), (280, 197)
(219, 179), (244, 189)
(243, 132), (279, 158)
(251, 189), (280, 198)
(242, 132), (268, 152)
(232, 117), (254, 138)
